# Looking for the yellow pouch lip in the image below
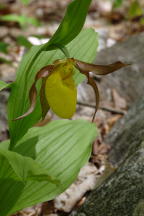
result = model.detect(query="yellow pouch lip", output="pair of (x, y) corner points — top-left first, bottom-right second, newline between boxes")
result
(45, 60), (77, 119)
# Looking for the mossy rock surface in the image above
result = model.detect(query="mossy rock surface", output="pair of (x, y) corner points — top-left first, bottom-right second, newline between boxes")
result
(68, 33), (144, 216)
(69, 79), (144, 216)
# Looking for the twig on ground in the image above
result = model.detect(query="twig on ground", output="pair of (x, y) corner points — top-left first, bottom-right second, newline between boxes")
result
(77, 101), (126, 115)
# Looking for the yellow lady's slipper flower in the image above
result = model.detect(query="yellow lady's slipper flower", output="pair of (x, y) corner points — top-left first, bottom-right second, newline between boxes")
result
(15, 58), (129, 125)
(45, 59), (77, 118)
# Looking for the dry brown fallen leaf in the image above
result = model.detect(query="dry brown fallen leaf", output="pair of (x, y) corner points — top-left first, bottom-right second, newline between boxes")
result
(112, 88), (127, 110)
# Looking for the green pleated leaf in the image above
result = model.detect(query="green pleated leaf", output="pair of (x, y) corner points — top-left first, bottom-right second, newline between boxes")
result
(8, 29), (98, 148)
(0, 140), (9, 150)
(48, 0), (92, 48)
(0, 119), (97, 215)
(0, 80), (12, 91)
(0, 148), (57, 183)
(0, 149), (58, 216)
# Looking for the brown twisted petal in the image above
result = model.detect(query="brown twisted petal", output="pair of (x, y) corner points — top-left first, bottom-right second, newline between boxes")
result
(40, 78), (50, 119)
(79, 70), (100, 122)
(34, 113), (51, 127)
(14, 65), (54, 120)
(87, 75), (99, 122)
(75, 60), (130, 75)
(75, 59), (130, 121)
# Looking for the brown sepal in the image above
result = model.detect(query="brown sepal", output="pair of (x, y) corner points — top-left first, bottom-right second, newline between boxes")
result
(34, 113), (51, 127)
(75, 60), (130, 75)
(14, 65), (54, 120)
(75, 59), (130, 121)
(40, 78), (50, 119)
(80, 70), (100, 122)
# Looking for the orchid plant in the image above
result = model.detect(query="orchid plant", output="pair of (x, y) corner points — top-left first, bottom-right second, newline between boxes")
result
(15, 58), (127, 124)
(0, 0), (129, 215)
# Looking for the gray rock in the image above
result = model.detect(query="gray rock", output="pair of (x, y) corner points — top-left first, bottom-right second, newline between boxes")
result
(69, 96), (144, 216)
(95, 33), (144, 106)
(107, 98), (144, 165)
(67, 34), (144, 216)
